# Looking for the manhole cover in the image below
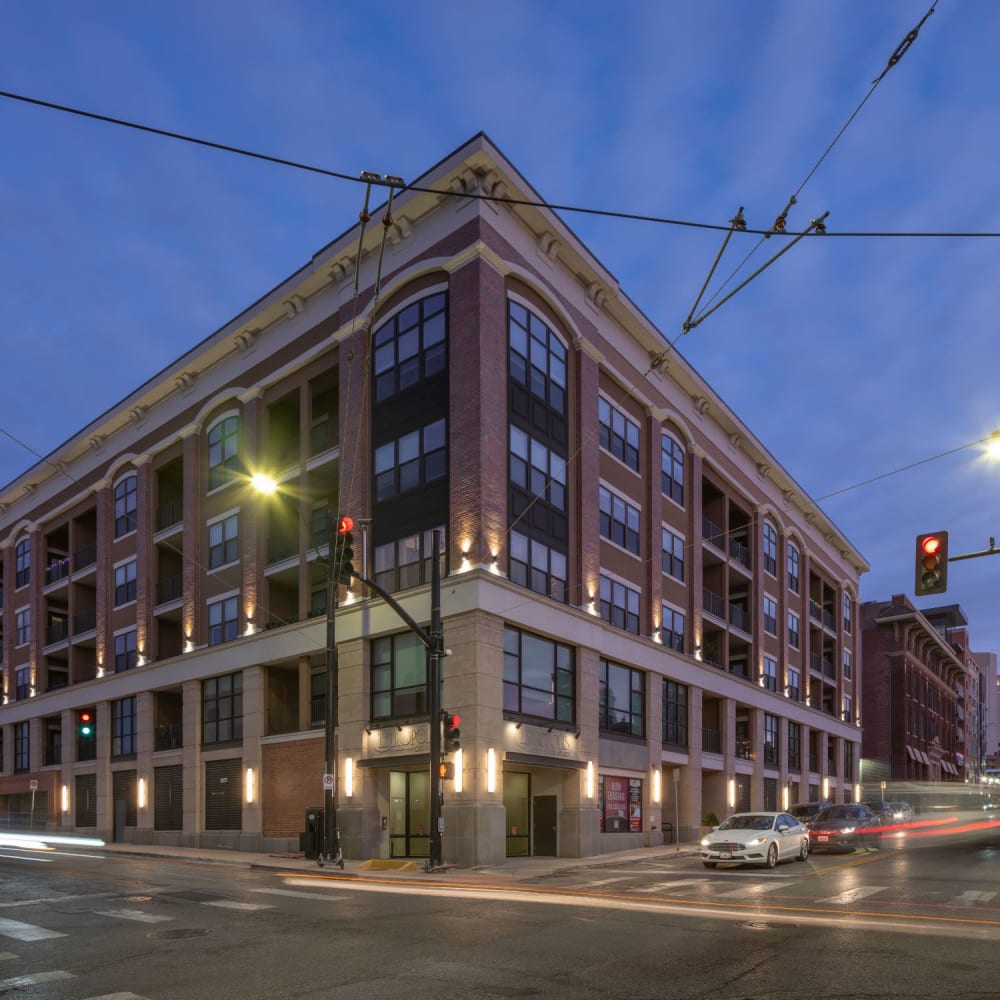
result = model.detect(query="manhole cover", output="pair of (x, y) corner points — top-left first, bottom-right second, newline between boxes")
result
(739, 921), (774, 931)
(147, 928), (210, 941)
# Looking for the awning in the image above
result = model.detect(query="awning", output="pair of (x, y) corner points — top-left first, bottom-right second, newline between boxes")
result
(503, 752), (586, 770)
(919, 750), (932, 766)
(905, 745), (917, 761)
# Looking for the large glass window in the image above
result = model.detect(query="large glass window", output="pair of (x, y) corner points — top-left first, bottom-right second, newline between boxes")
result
(788, 721), (802, 771)
(661, 433), (685, 506)
(371, 632), (428, 719)
(599, 575), (640, 635)
(508, 301), (567, 417)
(599, 659), (644, 737)
(598, 397), (639, 471)
(114, 474), (138, 537)
(14, 721), (29, 772)
(112, 696), (137, 757)
(599, 486), (639, 554)
(763, 595), (778, 636)
(510, 531), (567, 603)
(662, 680), (688, 748)
(15, 608), (30, 646)
(374, 419), (447, 501)
(374, 527), (445, 594)
(764, 713), (779, 765)
(843, 593), (853, 633)
(763, 522), (778, 576)
(208, 513), (240, 569)
(661, 526), (684, 581)
(660, 604), (685, 653)
(115, 629), (137, 673)
(208, 415), (240, 490)
(763, 655), (778, 692)
(787, 543), (800, 594)
(787, 667), (801, 702)
(15, 666), (30, 700)
(788, 611), (800, 649)
(510, 426), (567, 511)
(373, 292), (447, 402)
(202, 672), (243, 744)
(114, 560), (137, 607)
(503, 626), (575, 723)
(208, 596), (239, 646)
(599, 775), (643, 833)
(15, 538), (30, 589)
(843, 649), (853, 680)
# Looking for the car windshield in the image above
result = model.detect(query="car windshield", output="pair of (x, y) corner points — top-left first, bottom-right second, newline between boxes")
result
(718, 814), (775, 831)
(816, 807), (861, 821)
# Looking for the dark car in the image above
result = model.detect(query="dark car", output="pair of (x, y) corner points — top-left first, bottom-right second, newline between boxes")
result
(789, 801), (833, 827)
(808, 804), (882, 853)
(864, 800), (896, 825)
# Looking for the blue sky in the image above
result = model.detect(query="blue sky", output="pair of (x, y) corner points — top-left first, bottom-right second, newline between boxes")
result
(3, 1), (1000, 654)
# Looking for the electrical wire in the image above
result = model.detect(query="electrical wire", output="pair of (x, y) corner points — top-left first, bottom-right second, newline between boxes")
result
(1, 86), (997, 240)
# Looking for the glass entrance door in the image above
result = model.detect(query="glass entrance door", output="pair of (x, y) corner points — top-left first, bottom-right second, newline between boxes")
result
(389, 770), (430, 858)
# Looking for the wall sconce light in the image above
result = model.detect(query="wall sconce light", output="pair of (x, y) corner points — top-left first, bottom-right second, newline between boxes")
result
(486, 748), (496, 793)
(652, 767), (662, 804)
(783, 686), (791, 698)
(781, 783), (790, 810)
(138, 778), (147, 810)
(61, 784), (70, 813)
(454, 748), (464, 793)
(727, 777), (736, 810)
(344, 757), (354, 798)
(586, 761), (595, 799)
(822, 777), (830, 799)
(854, 783), (862, 803)
(245, 767), (256, 804)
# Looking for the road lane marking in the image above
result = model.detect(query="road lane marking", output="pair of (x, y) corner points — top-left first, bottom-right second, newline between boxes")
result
(818, 886), (889, 904)
(202, 900), (275, 911)
(0, 970), (74, 988)
(577, 877), (631, 888)
(95, 909), (173, 924)
(633, 879), (712, 893)
(0, 953), (17, 961)
(716, 881), (795, 898)
(83, 993), (150, 999)
(0, 918), (65, 941)
(252, 888), (350, 901)
(954, 891), (997, 905)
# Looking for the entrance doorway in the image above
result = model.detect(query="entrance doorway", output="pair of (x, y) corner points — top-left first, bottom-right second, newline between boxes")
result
(503, 772), (530, 856)
(389, 770), (429, 858)
(532, 795), (557, 856)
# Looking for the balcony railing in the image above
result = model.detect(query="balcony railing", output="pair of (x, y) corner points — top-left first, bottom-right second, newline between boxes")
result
(154, 723), (183, 752)
(703, 587), (725, 620)
(267, 537), (298, 564)
(701, 515), (725, 549)
(702, 728), (721, 754)
(728, 603), (750, 633)
(45, 620), (69, 645)
(735, 737), (753, 760)
(155, 501), (183, 532)
(73, 544), (96, 572)
(73, 609), (97, 635)
(763, 745), (779, 766)
(809, 599), (823, 623)
(156, 574), (183, 605)
(728, 537), (751, 568)
(45, 558), (71, 586)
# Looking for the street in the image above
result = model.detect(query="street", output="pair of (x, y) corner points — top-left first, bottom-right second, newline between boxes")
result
(1, 825), (997, 999)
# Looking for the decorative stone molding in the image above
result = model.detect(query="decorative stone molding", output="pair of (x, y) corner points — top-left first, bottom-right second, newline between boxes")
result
(585, 281), (607, 311)
(328, 256), (355, 282)
(23, 482), (37, 496)
(538, 232), (561, 261)
(128, 406), (148, 426)
(693, 395), (711, 417)
(282, 294), (305, 318)
(175, 372), (197, 394)
(234, 328), (258, 353)
(728, 432), (742, 452)
(386, 216), (413, 245)
(757, 463), (771, 482)
(782, 489), (797, 509)
(89, 434), (107, 452)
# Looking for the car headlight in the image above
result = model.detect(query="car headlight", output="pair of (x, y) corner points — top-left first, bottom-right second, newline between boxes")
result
(745, 836), (768, 847)
(700, 837), (712, 847)
(840, 826), (856, 834)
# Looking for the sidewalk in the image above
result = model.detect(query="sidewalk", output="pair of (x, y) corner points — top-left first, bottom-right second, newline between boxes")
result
(97, 839), (703, 882)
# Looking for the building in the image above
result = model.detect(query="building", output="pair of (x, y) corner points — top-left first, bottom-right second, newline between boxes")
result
(860, 596), (971, 788)
(0, 134), (867, 867)
(976, 651), (999, 769)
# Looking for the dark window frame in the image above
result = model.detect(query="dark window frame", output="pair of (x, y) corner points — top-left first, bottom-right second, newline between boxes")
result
(114, 629), (137, 673)
(660, 604), (685, 653)
(599, 486), (640, 555)
(207, 415), (240, 491)
(208, 595), (239, 647)
(662, 679), (688, 748)
(598, 396), (640, 471)
(202, 672), (243, 745)
(599, 659), (645, 737)
(503, 625), (575, 724)
(599, 575), (640, 635)
(374, 419), (447, 502)
(370, 631), (429, 720)
(661, 526), (685, 581)
(112, 696), (138, 757)
(114, 474), (138, 538)
(373, 291), (448, 403)
(208, 513), (240, 569)
(15, 537), (30, 589)
(114, 559), (137, 607)
(661, 433), (685, 507)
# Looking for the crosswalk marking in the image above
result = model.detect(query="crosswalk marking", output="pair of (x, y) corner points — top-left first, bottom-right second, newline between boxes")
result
(95, 909), (173, 924)
(202, 900), (275, 911)
(0, 918), (65, 941)
(954, 890), (997, 905)
(717, 881), (794, 898)
(0, 970), (74, 988)
(818, 886), (889, 904)
(634, 879), (709, 893)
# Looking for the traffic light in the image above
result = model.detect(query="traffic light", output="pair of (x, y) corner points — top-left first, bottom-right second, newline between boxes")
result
(915, 531), (949, 596)
(78, 710), (94, 738)
(332, 514), (356, 585)
(442, 711), (461, 753)
(437, 761), (455, 780)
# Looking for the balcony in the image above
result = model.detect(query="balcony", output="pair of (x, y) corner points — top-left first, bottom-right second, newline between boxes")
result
(703, 587), (725, 620)
(156, 574), (183, 605)
(73, 544), (96, 572)
(728, 537), (751, 569)
(154, 722), (183, 752)
(702, 515), (725, 550)
(735, 738), (753, 760)
(155, 501), (183, 532)
(702, 728), (722, 754)
(44, 559), (70, 586)
(72, 609), (97, 636)
(728, 603), (751, 633)
(45, 620), (69, 646)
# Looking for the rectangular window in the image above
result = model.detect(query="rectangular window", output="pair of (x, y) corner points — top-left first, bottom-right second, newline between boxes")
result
(787, 667), (801, 702)
(787, 544), (800, 594)
(843, 593), (853, 633)
(660, 604), (685, 653)
(599, 575), (640, 635)
(763, 596), (778, 636)
(503, 626), (575, 723)
(15, 608), (30, 646)
(208, 415), (240, 490)
(788, 721), (802, 771)
(661, 434), (685, 506)
(374, 419), (447, 502)
(843, 649), (852, 679)
(764, 713), (779, 765)
(112, 696), (137, 757)
(843, 694), (853, 723)
(763, 523), (777, 576)
(114, 475), (138, 537)
(373, 291), (447, 402)
(115, 629), (137, 673)
(208, 596), (239, 646)
(15, 538), (31, 589)
(598, 775), (643, 833)
(510, 531), (567, 604)
(763, 655), (778, 692)
(373, 526), (446, 594)
(114, 559), (137, 606)
(202, 672), (243, 745)
(661, 526), (685, 581)
(508, 300), (567, 418)
(788, 611), (800, 649)
(598, 397), (640, 471)
(599, 659), (645, 737)
(371, 631), (428, 720)
(208, 513), (240, 569)
(15, 666), (30, 700)
(662, 680), (688, 748)
(599, 486), (640, 555)
(510, 425), (567, 511)
(14, 721), (30, 772)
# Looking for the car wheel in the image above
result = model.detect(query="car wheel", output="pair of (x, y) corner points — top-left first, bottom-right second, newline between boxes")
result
(796, 838), (809, 861)
(703, 861), (717, 869)
(765, 844), (778, 869)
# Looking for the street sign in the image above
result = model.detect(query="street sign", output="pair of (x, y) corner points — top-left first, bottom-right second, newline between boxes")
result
(29, 779), (38, 791)
(322, 773), (334, 791)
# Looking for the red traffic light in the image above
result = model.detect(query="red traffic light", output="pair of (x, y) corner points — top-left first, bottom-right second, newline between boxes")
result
(920, 535), (941, 557)
(915, 531), (948, 596)
(445, 712), (460, 729)
(80, 711), (93, 723)
(337, 515), (354, 534)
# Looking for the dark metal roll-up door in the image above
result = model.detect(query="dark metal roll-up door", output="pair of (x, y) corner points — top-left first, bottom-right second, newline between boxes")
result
(154, 764), (183, 831)
(75, 774), (97, 828)
(205, 758), (242, 831)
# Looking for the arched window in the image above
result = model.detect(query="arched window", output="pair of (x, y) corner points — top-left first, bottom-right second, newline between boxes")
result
(208, 414), (240, 490)
(114, 474), (138, 538)
(372, 291), (447, 402)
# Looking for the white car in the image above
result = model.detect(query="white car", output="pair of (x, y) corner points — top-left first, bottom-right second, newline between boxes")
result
(701, 811), (810, 869)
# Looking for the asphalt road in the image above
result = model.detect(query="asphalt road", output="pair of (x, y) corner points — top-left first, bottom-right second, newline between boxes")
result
(1, 825), (997, 999)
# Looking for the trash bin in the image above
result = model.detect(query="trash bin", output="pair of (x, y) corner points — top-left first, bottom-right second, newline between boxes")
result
(301, 806), (323, 859)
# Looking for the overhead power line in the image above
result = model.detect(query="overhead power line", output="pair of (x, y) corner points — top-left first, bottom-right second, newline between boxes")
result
(0, 87), (996, 240)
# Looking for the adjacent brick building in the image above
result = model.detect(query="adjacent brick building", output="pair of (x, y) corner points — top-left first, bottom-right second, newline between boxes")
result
(0, 134), (867, 866)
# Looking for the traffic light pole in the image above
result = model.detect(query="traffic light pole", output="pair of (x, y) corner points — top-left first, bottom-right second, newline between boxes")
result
(428, 529), (445, 870)
(319, 514), (344, 870)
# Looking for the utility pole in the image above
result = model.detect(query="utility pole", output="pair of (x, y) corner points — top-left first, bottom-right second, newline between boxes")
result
(428, 528), (445, 870)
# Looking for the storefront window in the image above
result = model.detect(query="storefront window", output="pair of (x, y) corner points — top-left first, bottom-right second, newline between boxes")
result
(598, 775), (642, 833)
